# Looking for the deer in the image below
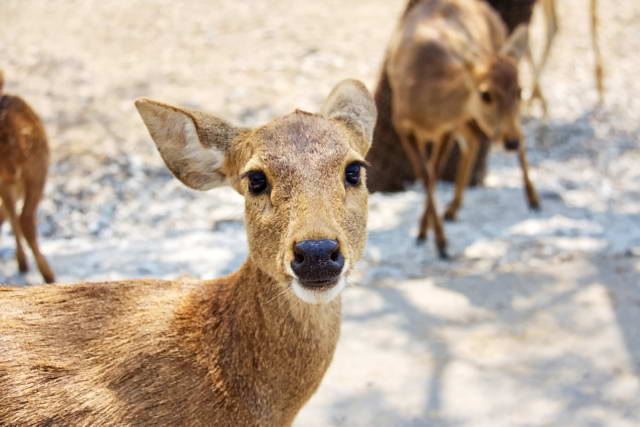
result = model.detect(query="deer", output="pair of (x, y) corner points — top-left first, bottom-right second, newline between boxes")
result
(366, 0), (539, 194)
(0, 69), (55, 283)
(0, 79), (377, 426)
(528, 0), (604, 115)
(387, 0), (539, 258)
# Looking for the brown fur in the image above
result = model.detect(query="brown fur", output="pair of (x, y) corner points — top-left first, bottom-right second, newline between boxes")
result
(0, 79), (377, 425)
(0, 71), (55, 283)
(386, 0), (539, 258)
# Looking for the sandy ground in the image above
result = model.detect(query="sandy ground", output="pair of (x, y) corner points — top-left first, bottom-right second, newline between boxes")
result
(1, 0), (640, 425)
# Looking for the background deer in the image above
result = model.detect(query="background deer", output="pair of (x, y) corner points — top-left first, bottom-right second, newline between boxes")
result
(387, 0), (537, 258)
(0, 69), (55, 283)
(0, 79), (376, 426)
(366, 0), (539, 194)
(528, 0), (604, 115)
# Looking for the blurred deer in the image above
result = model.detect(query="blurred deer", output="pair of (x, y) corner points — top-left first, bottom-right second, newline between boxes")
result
(388, 0), (538, 258)
(0, 70), (55, 283)
(528, 0), (604, 114)
(0, 79), (377, 426)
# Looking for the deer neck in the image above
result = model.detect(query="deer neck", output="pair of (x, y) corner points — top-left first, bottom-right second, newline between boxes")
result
(176, 259), (341, 417)
(218, 259), (342, 333)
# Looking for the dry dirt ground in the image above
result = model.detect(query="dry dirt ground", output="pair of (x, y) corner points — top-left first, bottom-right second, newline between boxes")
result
(1, 0), (640, 425)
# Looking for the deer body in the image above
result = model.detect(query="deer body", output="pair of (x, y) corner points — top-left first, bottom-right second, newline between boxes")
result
(387, 0), (536, 256)
(0, 263), (338, 425)
(388, 0), (508, 143)
(0, 71), (55, 283)
(0, 79), (377, 425)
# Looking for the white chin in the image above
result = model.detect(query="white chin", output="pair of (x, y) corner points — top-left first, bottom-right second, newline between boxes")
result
(291, 276), (347, 304)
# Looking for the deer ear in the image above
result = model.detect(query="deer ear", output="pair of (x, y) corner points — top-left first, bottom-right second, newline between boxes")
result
(321, 79), (377, 156)
(135, 98), (241, 190)
(501, 24), (529, 62)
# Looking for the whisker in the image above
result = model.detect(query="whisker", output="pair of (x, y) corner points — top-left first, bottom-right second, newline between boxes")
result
(264, 284), (290, 306)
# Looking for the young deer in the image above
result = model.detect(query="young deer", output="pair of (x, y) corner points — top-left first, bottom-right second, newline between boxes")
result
(387, 0), (538, 258)
(0, 79), (376, 426)
(0, 70), (55, 283)
(528, 0), (604, 114)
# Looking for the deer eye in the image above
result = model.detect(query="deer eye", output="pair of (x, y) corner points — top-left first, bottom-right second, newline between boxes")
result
(247, 171), (268, 195)
(345, 162), (362, 187)
(481, 90), (493, 104)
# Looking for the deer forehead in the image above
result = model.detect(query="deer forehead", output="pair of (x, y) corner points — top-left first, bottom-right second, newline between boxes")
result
(244, 111), (355, 180)
(485, 59), (519, 93)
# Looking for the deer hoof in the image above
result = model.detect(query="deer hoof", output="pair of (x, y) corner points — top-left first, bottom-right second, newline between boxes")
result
(444, 210), (458, 222)
(437, 243), (449, 260)
(18, 260), (29, 273)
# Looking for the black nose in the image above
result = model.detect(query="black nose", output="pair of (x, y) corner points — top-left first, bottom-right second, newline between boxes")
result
(291, 240), (345, 286)
(505, 139), (520, 151)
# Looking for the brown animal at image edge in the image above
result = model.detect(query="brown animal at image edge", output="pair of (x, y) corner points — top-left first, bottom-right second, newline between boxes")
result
(0, 69), (55, 284)
(0, 79), (377, 426)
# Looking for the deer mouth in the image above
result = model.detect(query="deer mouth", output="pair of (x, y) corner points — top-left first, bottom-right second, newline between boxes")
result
(288, 261), (350, 304)
(298, 278), (339, 290)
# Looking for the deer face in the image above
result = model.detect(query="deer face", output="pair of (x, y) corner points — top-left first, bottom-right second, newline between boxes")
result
(469, 25), (528, 151)
(136, 79), (376, 304)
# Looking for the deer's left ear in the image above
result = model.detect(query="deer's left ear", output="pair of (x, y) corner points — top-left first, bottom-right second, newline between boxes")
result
(321, 79), (377, 156)
(501, 24), (529, 62)
(135, 98), (242, 191)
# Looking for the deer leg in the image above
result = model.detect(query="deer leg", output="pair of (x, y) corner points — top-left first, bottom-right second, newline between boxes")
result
(528, 0), (558, 117)
(517, 142), (541, 211)
(526, 46), (549, 117)
(422, 137), (451, 231)
(416, 141), (433, 241)
(444, 128), (479, 222)
(434, 132), (454, 179)
(0, 206), (5, 240)
(20, 173), (55, 283)
(397, 131), (448, 258)
(397, 133), (431, 242)
(539, 0), (558, 79)
(418, 141), (446, 244)
(0, 186), (28, 273)
(423, 145), (448, 259)
(590, 0), (605, 104)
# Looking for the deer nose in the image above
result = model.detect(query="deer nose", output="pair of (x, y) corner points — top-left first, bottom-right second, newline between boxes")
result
(505, 139), (520, 151)
(291, 240), (345, 286)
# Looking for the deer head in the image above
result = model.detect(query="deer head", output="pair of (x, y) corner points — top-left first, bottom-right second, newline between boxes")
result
(135, 79), (376, 304)
(468, 25), (529, 151)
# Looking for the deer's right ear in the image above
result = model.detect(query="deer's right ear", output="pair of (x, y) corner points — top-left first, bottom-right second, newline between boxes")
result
(135, 98), (241, 191)
(321, 79), (377, 156)
(501, 24), (529, 62)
